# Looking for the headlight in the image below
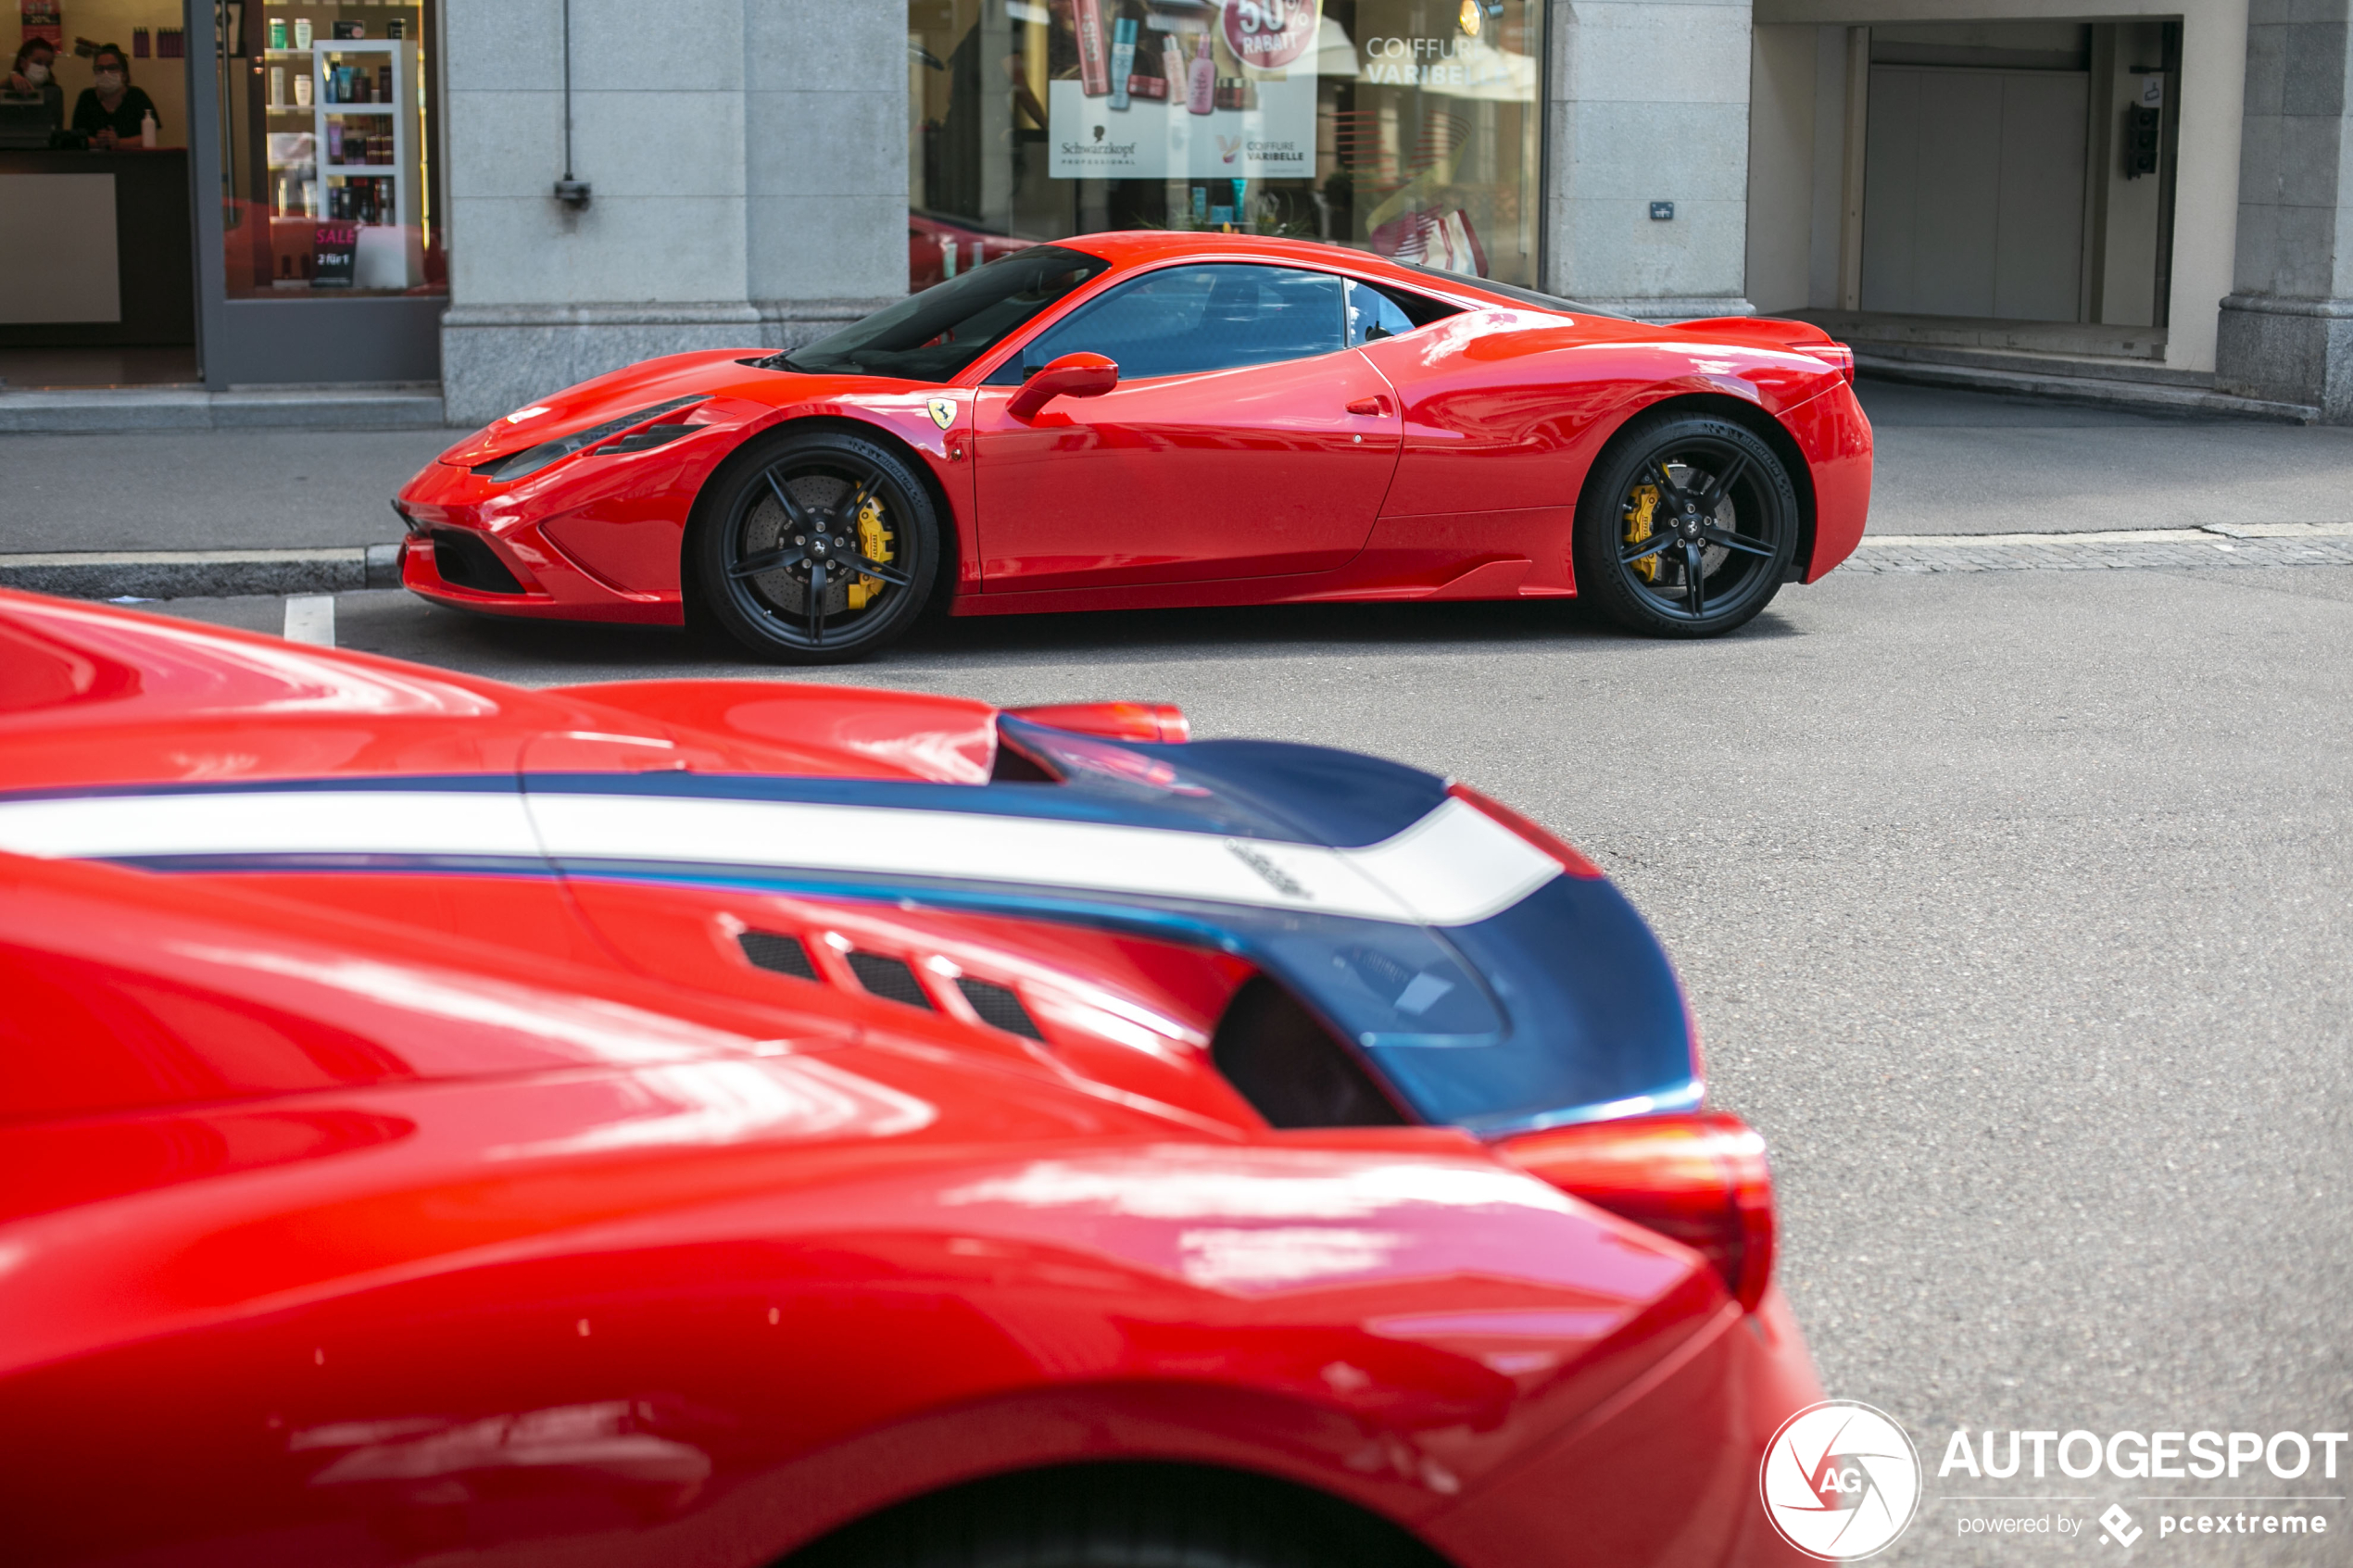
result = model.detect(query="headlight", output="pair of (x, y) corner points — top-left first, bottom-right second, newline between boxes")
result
(471, 395), (705, 483)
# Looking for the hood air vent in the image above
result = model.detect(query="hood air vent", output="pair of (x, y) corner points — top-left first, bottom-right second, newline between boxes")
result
(737, 930), (818, 981)
(955, 978), (1045, 1040)
(845, 952), (935, 1010)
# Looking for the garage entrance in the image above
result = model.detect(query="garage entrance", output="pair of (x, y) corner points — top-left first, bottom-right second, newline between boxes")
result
(1746, 14), (2196, 373)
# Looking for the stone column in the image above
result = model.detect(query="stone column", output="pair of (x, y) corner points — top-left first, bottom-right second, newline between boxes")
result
(440, 0), (757, 427)
(744, 0), (908, 355)
(1544, 0), (1756, 318)
(2215, 0), (2353, 420)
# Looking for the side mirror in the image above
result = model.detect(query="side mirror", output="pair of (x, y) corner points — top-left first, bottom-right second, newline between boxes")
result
(1007, 351), (1119, 420)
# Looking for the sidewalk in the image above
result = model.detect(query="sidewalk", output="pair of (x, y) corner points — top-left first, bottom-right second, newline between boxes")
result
(6, 382), (2353, 600)
(0, 424), (453, 596)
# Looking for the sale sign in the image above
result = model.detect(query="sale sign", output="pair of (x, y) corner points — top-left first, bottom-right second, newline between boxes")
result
(21, 0), (63, 45)
(1222, 0), (1318, 72)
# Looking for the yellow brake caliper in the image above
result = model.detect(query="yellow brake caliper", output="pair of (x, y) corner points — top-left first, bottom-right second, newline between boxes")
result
(847, 496), (893, 610)
(1624, 483), (1660, 582)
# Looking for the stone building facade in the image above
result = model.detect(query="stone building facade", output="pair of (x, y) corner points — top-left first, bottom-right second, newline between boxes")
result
(429, 0), (2353, 426)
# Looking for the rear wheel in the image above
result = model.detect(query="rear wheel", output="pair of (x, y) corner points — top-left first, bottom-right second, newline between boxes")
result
(688, 427), (940, 664)
(1573, 411), (1799, 637)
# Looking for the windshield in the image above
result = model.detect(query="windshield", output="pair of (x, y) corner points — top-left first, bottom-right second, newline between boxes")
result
(774, 246), (1111, 383)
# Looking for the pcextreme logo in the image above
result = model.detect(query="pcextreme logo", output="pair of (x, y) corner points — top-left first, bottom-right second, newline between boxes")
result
(1761, 1401), (1924, 1561)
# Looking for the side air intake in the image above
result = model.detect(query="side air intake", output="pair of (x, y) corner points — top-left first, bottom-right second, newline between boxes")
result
(1211, 977), (1408, 1128)
(846, 952), (936, 1010)
(956, 978), (1046, 1040)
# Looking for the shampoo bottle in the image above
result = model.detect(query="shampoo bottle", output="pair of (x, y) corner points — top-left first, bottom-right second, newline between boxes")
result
(1187, 33), (1215, 115)
(1074, 0), (1109, 95)
(1108, 17), (1137, 110)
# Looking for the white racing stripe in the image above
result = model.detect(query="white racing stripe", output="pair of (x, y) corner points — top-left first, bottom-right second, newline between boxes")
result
(0, 786), (1562, 927)
(527, 793), (1416, 921)
(0, 789), (539, 861)
(1347, 797), (1563, 924)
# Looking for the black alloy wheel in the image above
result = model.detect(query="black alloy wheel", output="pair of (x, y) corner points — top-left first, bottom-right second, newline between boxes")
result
(1572, 411), (1799, 637)
(689, 428), (939, 663)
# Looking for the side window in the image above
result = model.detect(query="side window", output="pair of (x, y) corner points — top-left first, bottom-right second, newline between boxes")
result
(994, 264), (1346, 384)
(1345, 281), (1420, 346)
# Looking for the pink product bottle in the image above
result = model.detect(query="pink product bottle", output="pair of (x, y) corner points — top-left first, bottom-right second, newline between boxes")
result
(326, 121), (343, 164)
(1187, 34), (1216, 115)
(1074, 0), (1110, 96)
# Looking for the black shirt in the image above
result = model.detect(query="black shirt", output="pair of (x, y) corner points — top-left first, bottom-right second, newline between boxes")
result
(71, 84), (157, 140)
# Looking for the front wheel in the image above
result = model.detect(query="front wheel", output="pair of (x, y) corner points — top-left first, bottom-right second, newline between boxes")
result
(687, 427), (940, 663)
(1573, 412), (1799, 637)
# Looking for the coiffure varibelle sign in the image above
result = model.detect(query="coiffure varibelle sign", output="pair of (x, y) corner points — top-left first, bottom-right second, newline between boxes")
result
(1051, 0), (1318, 178)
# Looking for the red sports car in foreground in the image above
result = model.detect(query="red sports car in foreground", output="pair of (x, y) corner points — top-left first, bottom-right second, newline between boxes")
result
(396, 233), (1871, 661)
(0, 591), (1820, 1566)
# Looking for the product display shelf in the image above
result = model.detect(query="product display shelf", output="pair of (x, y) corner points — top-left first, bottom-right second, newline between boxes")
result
(310, 38), (421, 288)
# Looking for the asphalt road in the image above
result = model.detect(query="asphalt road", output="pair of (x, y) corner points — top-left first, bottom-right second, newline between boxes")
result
(153, 551), (2353, 1564)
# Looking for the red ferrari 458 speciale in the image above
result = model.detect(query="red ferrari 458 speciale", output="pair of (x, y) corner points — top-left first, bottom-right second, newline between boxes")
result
(0, 590), (1822, 1567)
(396, 233), (1871, 660)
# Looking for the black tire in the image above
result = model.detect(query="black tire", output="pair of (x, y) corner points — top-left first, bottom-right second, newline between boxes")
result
(688, 426), (941, 664)
(1573, 410), (1799, 637)
(783, 1463), (1444, 1568)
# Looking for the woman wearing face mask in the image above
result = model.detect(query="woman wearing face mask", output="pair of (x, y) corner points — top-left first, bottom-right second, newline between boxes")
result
(70, 44), (159, 149)
(5, 39), (64, 129)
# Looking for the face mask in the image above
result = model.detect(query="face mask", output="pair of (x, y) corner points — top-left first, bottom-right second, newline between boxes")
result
(94, 70), (123, 92)
(23, 62), (48, 84)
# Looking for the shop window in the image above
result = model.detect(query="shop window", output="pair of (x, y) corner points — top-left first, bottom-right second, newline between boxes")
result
(0, 18), (199, 385)
(906, 0), (1543, 292)
(212, 2), (445, 298)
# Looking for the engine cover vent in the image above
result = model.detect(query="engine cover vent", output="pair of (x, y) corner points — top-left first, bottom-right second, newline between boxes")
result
(737, 930), (818, 981)
(955, 978), (1046, 1040)
(846, 952), (935, 1010)
(1212, 977), (1407, 1128)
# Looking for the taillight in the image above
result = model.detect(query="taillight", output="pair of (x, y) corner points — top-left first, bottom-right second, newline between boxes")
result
(1816, 342), (1856, 383)
(1447, 782), (1604, 879)
(1005, 701), (1189, 744)
(1498, 1112), (1775, 1310)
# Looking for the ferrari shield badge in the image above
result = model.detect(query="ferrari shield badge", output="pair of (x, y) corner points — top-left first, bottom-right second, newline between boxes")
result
(926, 397), (956, 431)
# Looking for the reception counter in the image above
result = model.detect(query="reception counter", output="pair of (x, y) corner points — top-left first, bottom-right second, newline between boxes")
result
(0, 148), (194, 347)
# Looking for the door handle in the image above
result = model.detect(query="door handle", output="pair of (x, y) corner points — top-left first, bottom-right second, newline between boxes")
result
(1345, 395), (1390, 417)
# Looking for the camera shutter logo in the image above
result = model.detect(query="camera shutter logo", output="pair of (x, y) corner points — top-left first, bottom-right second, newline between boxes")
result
(1759, 1400), (1922, 1560)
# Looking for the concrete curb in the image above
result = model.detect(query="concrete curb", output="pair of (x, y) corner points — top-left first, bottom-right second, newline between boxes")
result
(0, 387), (450, 434)
(0, 545), (404, 599)
(1856, 356), (2322, 424)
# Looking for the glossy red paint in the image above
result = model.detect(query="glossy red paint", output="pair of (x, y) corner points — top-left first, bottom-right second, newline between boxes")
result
(393, 232), (1870, 630)
(0, 595), (1824, 1565)
(1004, 700), (1191, 744)
(970, 344), (1403, 592)
(1499, 1113), (1778, 1311)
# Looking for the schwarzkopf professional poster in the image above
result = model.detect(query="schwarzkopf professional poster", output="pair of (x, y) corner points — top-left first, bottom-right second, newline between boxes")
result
(1050, 0), (1319, 180)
